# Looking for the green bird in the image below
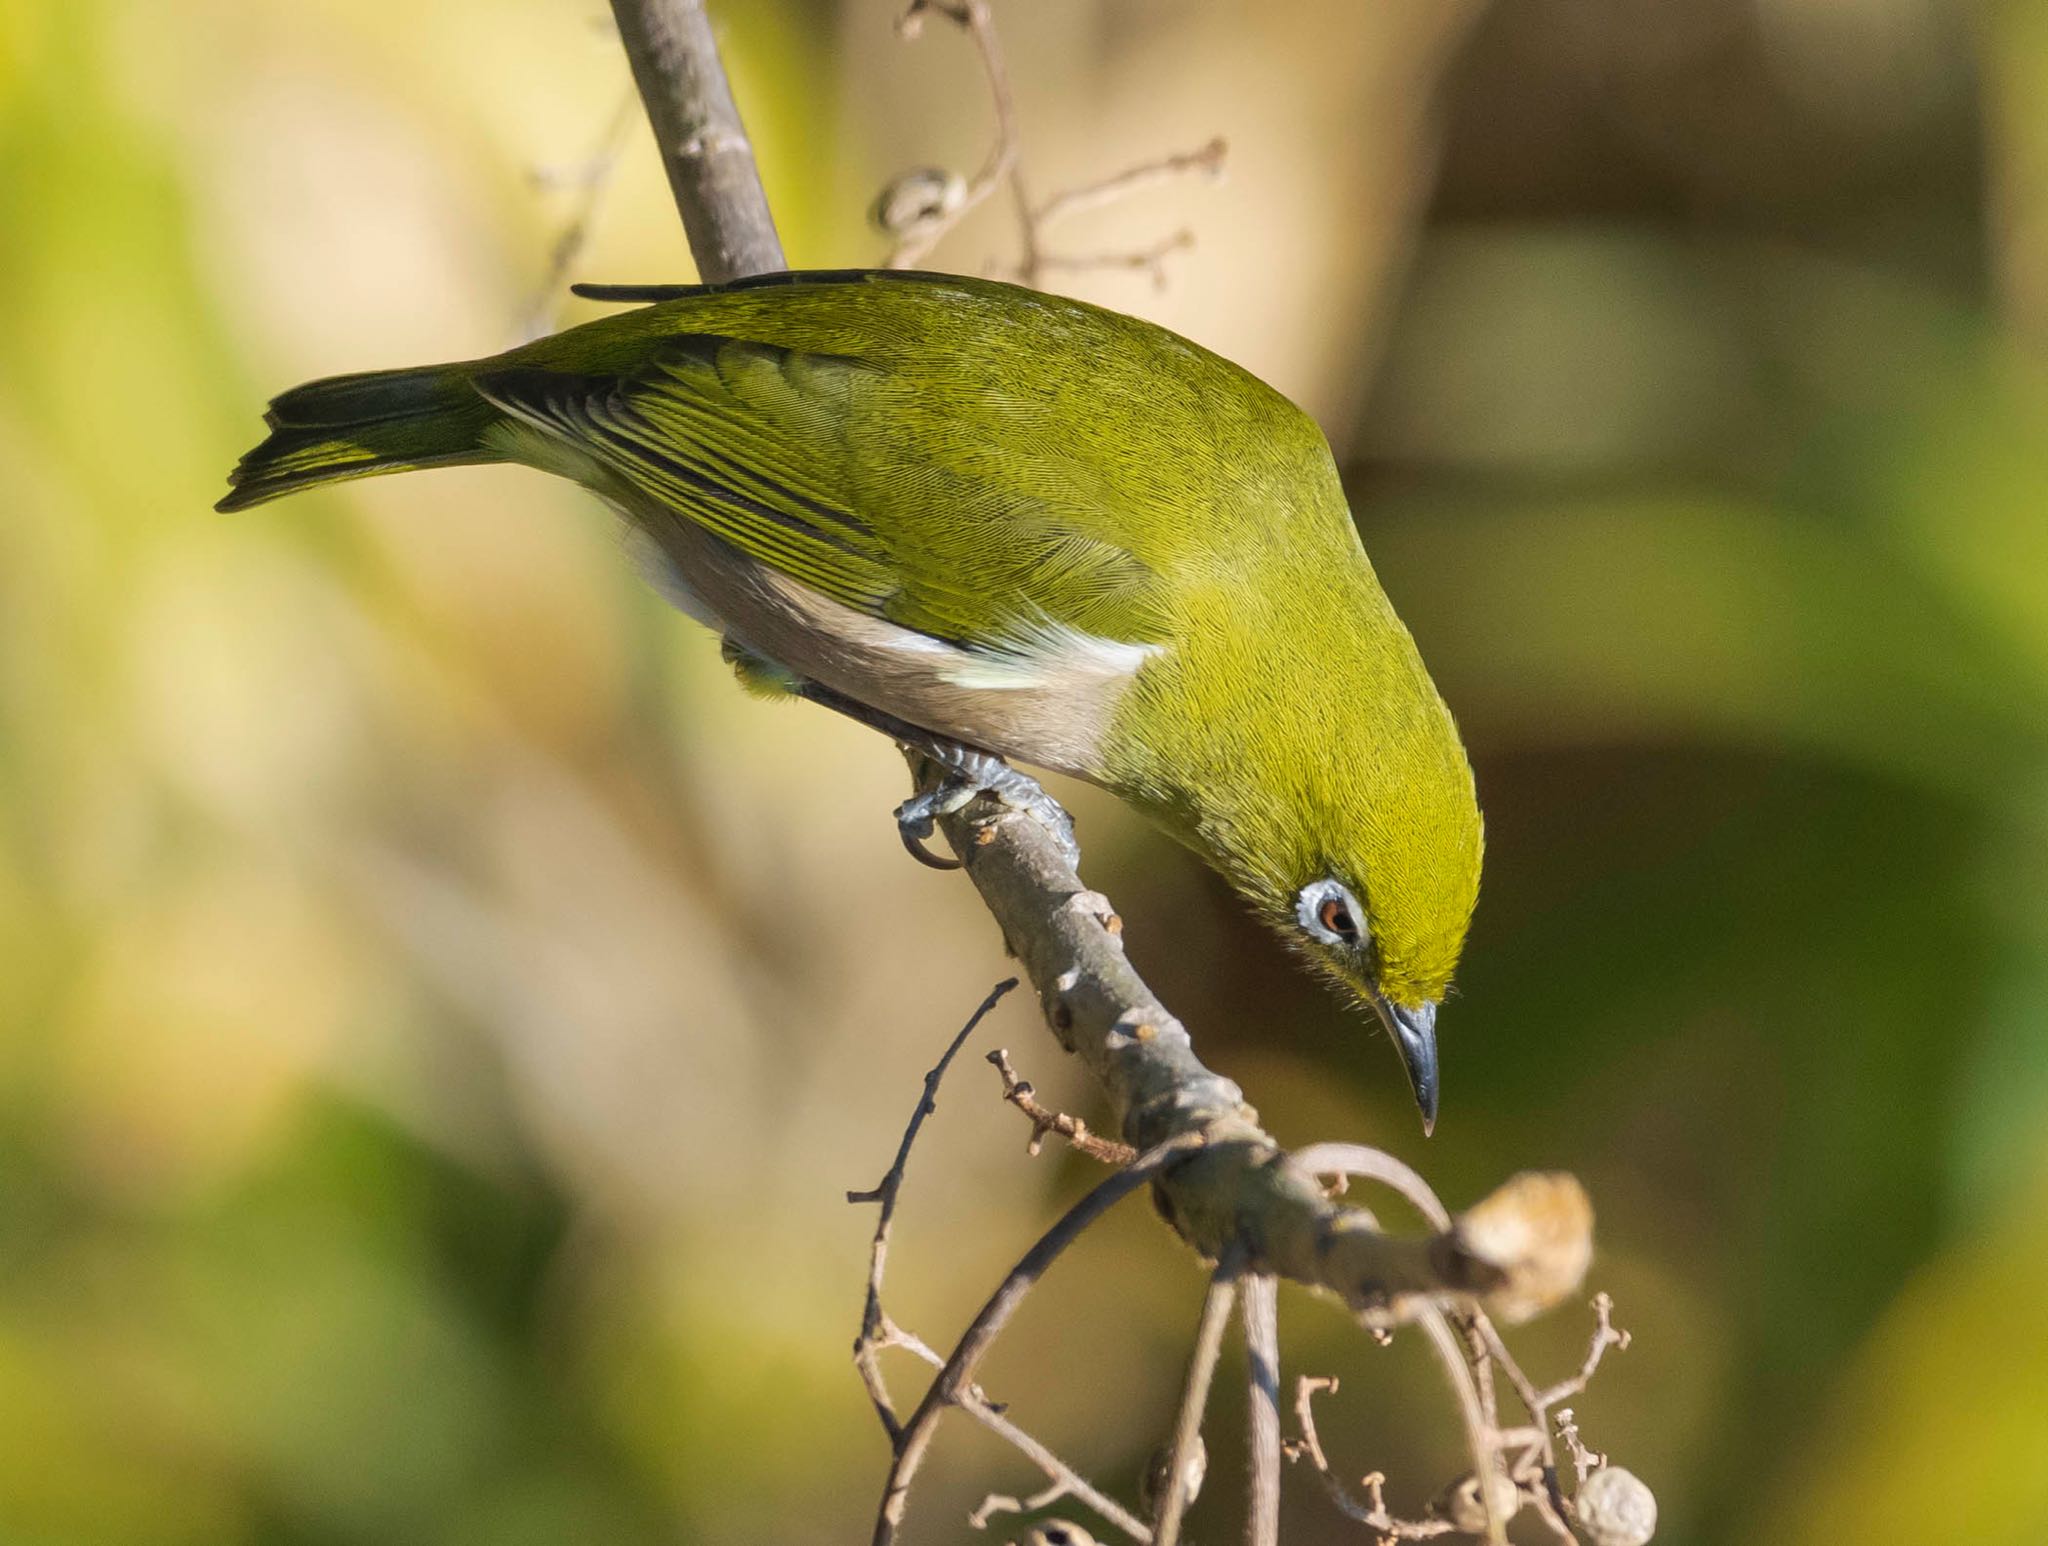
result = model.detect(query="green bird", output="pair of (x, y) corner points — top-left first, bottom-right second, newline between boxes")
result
(219, 270), (1482, 1129)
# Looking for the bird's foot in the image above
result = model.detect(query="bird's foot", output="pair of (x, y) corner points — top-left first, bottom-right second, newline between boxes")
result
(894, 748), (1079, 872)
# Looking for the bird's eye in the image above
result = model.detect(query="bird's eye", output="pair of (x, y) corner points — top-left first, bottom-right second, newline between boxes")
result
(1297, 878), (1369, 949)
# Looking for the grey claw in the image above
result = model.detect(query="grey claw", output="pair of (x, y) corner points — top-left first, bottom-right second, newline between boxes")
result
(894, 794), (963, 870)
(901, 829), (962, 870)
(892, 756), (1079, 873)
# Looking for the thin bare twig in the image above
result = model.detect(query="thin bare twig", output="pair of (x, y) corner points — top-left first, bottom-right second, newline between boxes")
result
(972, 1478), (1077, 1531)
(1508, 1446), (1580, 1544)
(1535, 1293), (1630, 1410)
(1555, 1408), (1604, 1487)
(1465, 1293), (1629, 1526)
(990, 1048), (1137, 1165)
(1242, 1274), (1281, 1546)
(1287, 1376), (1457, 1541)
(1150, 1259), (1240, 1546)
(1033, 231), (1196, 292)
(846, 983), (1149, 1538)
(520, 86), (640, 338)
(1294, 1144), (1596, 1543)
(959, 1394), (1150, 1542)
(881, 0), (1223, 285)
(1033, 138), (1227, 231)
(1418, 1309), (1509, 1545)
(849, 978), (1017, 1439)
(971, 1482), (1064, 1531)
(1282, 1288), (1633, 1546)
(873, 1131), (1209, 1546)
(1291, 1142), (1452, 1231)
(885, 0), (1020, 268)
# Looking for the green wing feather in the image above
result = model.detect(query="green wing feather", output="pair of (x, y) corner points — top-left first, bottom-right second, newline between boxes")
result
(476, 291), (1183, 655)
(475, 340), (901, 616)
(225, 270), (1338, 659)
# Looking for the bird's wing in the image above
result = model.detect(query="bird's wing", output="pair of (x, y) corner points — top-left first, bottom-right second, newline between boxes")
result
(473, 341), (899, 616)
(472, 334), (1172, 661)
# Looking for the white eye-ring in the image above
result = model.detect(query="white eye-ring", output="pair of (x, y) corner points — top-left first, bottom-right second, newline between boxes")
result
(1297, 878), (1368, 949)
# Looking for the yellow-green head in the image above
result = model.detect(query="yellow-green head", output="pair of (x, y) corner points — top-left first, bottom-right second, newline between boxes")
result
(1101, 483), (1484, 1132)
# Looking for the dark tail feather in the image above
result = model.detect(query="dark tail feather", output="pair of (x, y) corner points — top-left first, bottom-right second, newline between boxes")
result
(217, 362), (504, 512)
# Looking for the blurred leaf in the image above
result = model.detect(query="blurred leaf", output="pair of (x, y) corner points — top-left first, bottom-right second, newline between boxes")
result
(1751, 1169), (2048, 1544)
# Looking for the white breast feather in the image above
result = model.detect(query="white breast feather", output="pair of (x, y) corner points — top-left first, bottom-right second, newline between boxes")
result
(933, 610), (1164, 691)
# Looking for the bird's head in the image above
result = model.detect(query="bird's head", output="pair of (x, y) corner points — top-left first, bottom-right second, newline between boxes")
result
(1280, 760), (1480, 1131)
(1208, 666), (1483, 1135)
(1281, 846), (1476, 1135)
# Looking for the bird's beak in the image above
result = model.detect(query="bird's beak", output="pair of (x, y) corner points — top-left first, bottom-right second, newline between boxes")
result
(1370, 994), (1440, 1136)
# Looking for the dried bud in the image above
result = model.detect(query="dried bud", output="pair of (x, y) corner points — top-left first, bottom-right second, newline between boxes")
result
(1451, 1171), (1594, 1322)
(1428, 1468), (1520, 1532)
(1576, 1466), (1657, 1546)
(1138, 1434), (1207, 1516)
(869, 166), (967, 237)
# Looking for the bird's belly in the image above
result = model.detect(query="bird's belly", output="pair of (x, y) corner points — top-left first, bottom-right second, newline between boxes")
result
(627, 505), (1136, 783)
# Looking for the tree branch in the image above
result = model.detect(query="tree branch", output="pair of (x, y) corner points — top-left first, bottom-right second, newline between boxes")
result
(1150, 1259), (1239, 1546)
(1242, 1274), (1282, 1546)
(607, 0), (783, 280)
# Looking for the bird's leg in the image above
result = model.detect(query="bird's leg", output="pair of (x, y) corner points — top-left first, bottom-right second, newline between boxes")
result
(892, 743), (1081, 872)
(786, 676), (1080, 873)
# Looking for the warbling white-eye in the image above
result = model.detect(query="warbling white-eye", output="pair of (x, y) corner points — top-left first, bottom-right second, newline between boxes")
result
(220, 270), (1483, 1129)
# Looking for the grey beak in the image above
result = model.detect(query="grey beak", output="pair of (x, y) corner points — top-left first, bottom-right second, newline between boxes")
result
(1371, 995), (1440, 1136)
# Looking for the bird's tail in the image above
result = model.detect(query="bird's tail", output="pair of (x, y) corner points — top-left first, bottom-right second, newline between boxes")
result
(217, 362), (504, 512)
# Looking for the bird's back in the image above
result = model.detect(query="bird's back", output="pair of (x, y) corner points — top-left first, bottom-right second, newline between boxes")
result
(224, 270), (1377, 783)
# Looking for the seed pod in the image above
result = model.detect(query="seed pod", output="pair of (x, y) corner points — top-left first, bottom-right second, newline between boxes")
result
(1576, 1466), (1657, 1546)
(869, 167), (967, 237)
(1428, 1468), (1520, 1532)
(1138, 1434), (1208, 1516)
(1022, 1524), (1099, 1546)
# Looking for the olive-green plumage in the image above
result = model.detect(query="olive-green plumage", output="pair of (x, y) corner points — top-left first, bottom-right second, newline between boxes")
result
(221, 270), (1482, 1123)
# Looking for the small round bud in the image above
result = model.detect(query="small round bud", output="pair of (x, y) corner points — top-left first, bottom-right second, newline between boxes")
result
(869, 167), (967, 237)
(1576, 1466), (1657, 1546)
(1138, 1434), (1207, 1515)
(1429, 1468), (1520, 1532)
(1024, 1524), (1099, 1546)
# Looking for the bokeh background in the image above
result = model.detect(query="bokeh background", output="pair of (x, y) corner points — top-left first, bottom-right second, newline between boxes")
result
(3, 0), (2045, 1541)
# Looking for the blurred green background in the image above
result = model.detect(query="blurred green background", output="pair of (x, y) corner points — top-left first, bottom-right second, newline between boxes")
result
(3, 0), (2045, 1541)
